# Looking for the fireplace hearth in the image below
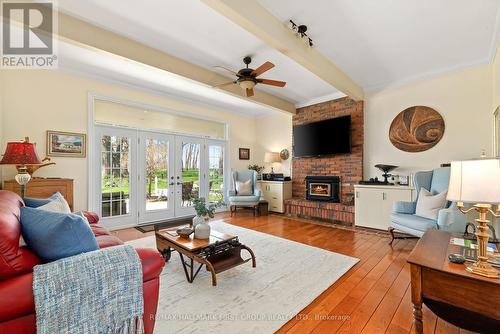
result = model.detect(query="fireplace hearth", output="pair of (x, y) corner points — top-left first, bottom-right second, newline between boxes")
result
(305, 176), (340, 202)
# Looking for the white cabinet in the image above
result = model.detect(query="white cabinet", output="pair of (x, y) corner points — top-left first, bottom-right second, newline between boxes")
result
(354, 185), (414, 230)
(256, 181), (292, 213)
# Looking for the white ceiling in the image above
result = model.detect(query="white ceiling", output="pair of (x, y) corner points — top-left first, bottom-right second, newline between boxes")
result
(58, 0), (339, 107)
(58, 0), (500, 109)
(57, 40), (276, 117)
(259, 0), (500, 91)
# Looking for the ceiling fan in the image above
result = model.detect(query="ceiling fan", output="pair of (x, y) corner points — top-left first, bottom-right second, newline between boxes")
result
(214, 56), (286, 97)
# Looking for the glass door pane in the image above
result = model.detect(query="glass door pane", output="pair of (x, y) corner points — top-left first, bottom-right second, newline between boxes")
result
(95, 126), (137, 228)
(139, 132), (175, 223)
(181, 141), (201, 207)
(208, 143), (225, 204)
(145, 138), (169, 210)
(101, 135), (130, 217)
(175, 136), (205, 216)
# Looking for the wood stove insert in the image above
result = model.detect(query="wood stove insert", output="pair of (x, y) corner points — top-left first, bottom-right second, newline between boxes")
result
(305, 176), (340, 202)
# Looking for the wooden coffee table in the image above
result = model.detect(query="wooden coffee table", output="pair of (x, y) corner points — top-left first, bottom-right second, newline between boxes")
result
(155, 226), (256, 286)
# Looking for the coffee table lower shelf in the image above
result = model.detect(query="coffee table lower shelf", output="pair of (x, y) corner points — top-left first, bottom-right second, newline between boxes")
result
(156, 231), (256, 286)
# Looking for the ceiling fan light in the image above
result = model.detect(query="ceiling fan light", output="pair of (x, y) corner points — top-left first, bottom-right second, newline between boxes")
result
(239, 79), (256, 90)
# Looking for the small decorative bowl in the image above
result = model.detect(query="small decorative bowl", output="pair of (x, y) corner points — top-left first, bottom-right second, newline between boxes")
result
(176, 228), (193, 239)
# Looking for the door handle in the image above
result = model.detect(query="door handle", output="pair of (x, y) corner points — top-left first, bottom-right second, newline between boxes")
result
(382, 192), (386, 200)
(169, 182), (175, 186)
(176, 182), (182, 185)
(356, 191), (359, 198)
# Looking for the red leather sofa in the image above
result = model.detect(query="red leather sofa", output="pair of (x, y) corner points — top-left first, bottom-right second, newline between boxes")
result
(0, 190), (164, 334)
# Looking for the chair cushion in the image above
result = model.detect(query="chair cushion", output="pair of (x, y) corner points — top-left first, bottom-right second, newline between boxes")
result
(20, 207), (99, 263)
(22, 192), (62, 208)
(391, 213), (438, 232)
(236, 179), (252, 196)
(415, 188), (448, 220)
(229, 195), (260, 203)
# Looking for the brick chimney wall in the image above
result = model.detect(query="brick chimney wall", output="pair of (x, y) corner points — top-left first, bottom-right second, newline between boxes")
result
(292, 97), (364, 203)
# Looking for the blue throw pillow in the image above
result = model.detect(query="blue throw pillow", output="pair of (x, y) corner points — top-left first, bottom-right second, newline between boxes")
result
(23, 192), (63, 208)
(20, 207), (99, 262)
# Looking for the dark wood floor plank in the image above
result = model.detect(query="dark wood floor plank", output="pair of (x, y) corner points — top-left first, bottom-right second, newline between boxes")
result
(361, 263), (411, 333)
(308, 242), (409, 333)
(290, 240), (410, 333)
(435, 318), (459, 334)
(326, 242), (413, 333)
(386, 282), (413, 334)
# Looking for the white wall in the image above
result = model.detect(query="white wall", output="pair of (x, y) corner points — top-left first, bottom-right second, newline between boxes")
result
(0, 70), (260, 210)
(364, 65), (494, 179)
(254, 112), (293, 175)
(494, 45), (500, 110)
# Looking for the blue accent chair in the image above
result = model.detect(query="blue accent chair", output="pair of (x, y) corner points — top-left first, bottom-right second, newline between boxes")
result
(228, 170), (261, 216)
(389, 167), (468, 244)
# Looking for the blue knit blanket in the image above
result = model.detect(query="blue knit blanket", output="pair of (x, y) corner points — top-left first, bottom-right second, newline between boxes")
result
(33, 245), (144, 334)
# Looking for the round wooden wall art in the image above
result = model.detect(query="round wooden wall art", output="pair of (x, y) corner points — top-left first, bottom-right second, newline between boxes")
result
(389, 106), (445, 152)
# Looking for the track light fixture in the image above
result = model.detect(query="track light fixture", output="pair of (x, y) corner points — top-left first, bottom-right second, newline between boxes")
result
(289, 20), (313, 47)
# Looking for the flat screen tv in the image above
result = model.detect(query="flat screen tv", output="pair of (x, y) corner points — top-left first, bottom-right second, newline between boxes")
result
(293, 115), (351, 157)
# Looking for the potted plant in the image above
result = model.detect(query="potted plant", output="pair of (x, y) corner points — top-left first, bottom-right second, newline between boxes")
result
(248, 164), (265, 179)
(192, 197), (224, 239)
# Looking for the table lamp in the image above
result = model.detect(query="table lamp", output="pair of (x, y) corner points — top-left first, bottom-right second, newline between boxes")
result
(0, 137), (43, 198)
(264, 152), (281, 174)
(447, 158), (500, 278)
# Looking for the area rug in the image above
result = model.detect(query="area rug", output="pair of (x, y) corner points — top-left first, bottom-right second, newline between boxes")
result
(126, 220), (358, 334)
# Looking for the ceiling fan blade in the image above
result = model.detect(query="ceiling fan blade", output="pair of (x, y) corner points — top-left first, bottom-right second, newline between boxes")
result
(257, 78), (287, 87)
(251, 61), (274, 77)
(213, 81), (236, 88)
(246, 88), (254, 97)
(213, 66), (241, 77)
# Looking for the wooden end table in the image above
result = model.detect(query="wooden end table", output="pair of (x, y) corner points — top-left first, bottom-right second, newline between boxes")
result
(155, 226), (256, 286)
(407, 230), (500, 333)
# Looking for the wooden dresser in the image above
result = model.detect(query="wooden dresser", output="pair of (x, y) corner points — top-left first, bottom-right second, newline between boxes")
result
(3, 178), (74, 210)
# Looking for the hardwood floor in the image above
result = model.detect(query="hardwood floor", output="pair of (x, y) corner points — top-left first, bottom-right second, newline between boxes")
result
(114, 212), (470, 334)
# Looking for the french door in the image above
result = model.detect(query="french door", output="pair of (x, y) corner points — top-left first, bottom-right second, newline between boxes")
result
(138, 131), (175, 222)
(175, 136), (206, 217)
(93, 126), (227, 228)
(94, 126), (137, 227)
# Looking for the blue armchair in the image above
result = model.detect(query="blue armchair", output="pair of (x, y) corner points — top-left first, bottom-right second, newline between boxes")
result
(228, 170), (261, 216)
(389, 167), (467, 244)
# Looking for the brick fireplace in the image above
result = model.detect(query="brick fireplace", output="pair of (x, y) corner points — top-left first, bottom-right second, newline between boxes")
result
(285, 97), (363, 224)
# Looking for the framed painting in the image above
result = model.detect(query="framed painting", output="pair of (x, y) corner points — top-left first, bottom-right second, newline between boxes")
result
(47, 131), (87, 158)
(239, 148), (250, 160)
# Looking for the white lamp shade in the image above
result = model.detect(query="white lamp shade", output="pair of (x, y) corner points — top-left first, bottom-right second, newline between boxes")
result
(239, 80), (256, 90)
(447, 159), (500, 204)
(264, 152), (280, 163)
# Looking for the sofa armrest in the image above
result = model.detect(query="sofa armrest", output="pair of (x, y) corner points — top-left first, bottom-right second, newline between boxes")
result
(393, 201), (416, 214)
(83, 211), (100, 224)
(0, 248), (164, 324)
(254, 189), (261, 198)
(136, 248), (165, 282)
(228, 190), (236, 197)
(0, 272), (35, 322)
